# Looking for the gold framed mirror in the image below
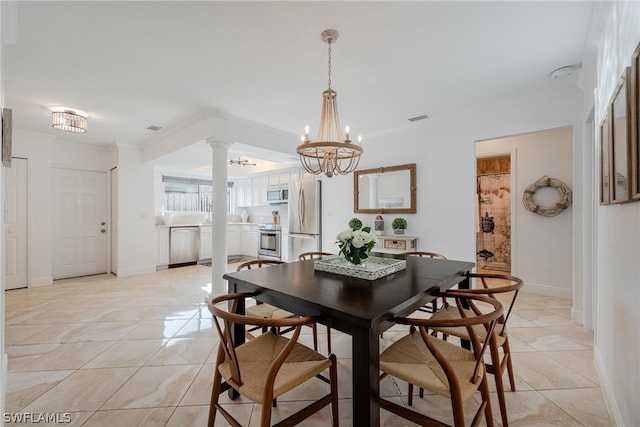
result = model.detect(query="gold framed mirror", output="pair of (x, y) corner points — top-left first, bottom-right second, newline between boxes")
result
(353, 163), (416, 213)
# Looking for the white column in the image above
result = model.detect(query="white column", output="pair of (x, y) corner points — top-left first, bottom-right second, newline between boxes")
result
(207, 139), (231, 295)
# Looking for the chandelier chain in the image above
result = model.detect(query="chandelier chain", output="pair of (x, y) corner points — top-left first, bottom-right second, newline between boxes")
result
(327, 41), (332, 89)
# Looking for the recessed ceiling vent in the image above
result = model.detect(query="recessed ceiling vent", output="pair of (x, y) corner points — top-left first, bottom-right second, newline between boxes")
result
(408, 114), (429, 122)
(147, 125), (162, 131)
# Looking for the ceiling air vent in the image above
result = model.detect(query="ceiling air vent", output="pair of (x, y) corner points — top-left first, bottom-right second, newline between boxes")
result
(147, 125), (162, 131)
(408, 114), (429, 122)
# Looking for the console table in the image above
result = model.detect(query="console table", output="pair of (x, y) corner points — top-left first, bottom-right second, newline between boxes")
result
(372, 234), (419, 254)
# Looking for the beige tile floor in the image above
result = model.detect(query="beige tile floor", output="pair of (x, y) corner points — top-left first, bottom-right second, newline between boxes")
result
(4, 264), (611, 426)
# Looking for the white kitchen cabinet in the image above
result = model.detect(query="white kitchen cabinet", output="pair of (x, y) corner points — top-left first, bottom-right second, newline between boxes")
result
(279, 172), (290, 189)
(244, 179), (253, 207)
(227, 225), (241, 256)
(199, 225), (212, 260)
(240, 225), (253, 256)
(254, 176), (268, 206)
(251, 226), (259, 257)
(157, 227), (170, 268)
(235, 180), (246, 208)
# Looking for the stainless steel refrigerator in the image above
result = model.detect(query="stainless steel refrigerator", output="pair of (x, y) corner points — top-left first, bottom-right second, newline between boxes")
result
(288, 180), (321, 261)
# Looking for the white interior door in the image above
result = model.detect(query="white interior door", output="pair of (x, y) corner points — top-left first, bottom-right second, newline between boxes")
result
(4, 157), (28, 290)
(52, 168), (108, 280)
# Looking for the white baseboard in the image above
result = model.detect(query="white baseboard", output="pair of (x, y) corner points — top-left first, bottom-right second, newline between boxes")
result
(116, 265), (156, 277)
(521, 281), (572, 299)
(30, 276), (53, 287)
(571, 308), (584, 326)
(594, 346), (625, 426)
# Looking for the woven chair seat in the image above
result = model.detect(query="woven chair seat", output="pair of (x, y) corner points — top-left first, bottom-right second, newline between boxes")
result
(246, 303), (294, 319)
(218, 331), (331, 404)
(380, 332), (480, 402)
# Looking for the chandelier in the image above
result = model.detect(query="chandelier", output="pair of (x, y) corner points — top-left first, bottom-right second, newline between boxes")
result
(51, 110), (87, 133)
(297, 29), (363, 178)
(228, 157), (256, 167)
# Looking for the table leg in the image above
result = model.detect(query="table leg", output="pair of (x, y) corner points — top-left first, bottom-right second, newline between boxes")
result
(352, 327), (380, 425)
(459, 275), (472, 350)
(228, 281), (243, 400)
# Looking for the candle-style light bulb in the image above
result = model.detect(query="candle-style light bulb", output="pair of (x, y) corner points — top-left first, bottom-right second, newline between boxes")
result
(304, 125), (310, 141)
(357, 134), (363, 144)
(345, 125), (351, 141)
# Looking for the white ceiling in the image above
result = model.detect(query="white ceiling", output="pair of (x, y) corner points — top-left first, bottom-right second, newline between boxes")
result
(4, 1), (594, 170)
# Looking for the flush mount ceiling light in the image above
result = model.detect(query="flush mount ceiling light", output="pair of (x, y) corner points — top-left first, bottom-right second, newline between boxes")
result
(550, 64), (581, 79)
(228, 158), (257, 167)
(51, 109), (87, 133)
(297, 29), (363, 178)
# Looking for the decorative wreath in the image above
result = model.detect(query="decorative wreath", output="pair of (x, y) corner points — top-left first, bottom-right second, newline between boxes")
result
(522, 175), (572, 217)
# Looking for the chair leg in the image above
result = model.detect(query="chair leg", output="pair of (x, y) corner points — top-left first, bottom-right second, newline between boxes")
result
(408, 383), (414, 406)
(479, 372), (495, 427)
(489, 341), (509, 427)
(312, 323), (318, 351)
(326, 325), (332, 354)
(503, 336), (516, 391)
(208, 368), (223, 427)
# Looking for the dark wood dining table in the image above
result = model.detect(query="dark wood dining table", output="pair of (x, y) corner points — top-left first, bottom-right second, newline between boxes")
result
(223, 255), (474, 426)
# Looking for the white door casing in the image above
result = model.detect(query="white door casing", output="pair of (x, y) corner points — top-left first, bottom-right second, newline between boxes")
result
(4, 157), (28, 290)
(52, 168), (108, 280)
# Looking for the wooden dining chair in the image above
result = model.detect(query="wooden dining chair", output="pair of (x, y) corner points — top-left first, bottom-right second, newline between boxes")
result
(401, 251), (448, 314)
(298, 252), (334, 353)
(427, 273), (524, 427)
(239, 259), (323, 352)
(298, 251), (333, 260)
(379, 292), (503, 427)
(207, 292), (339, 427)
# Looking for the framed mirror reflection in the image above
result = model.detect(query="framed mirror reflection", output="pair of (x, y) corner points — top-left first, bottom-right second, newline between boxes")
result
(353, 163), (416, 214)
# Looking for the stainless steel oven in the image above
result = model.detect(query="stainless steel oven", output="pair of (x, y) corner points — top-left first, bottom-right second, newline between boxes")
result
(257, 224), (281, 259)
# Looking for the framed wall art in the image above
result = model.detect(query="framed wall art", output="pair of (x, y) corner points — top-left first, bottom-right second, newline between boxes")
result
(600, 108), (612, 205)
(631, 42), (640, 200)
(2, 108), (12, 168)
(610, 68), (632, 204)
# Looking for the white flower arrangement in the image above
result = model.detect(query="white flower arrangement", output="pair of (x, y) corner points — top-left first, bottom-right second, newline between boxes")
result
(336, 224), (377, 265)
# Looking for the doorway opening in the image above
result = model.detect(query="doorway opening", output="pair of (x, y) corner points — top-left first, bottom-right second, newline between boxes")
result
(476, 155), (511, 274)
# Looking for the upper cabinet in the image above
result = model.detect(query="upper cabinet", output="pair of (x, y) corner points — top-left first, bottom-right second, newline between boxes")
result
(353, 163), (417, 214)
(234, 168), (311, 209)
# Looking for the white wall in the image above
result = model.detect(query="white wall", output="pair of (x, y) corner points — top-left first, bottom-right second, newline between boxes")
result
(584, 2), (640, 425)
(322, 88), (582, 291)
(476, 127), (573, 298)
(115, 145), (156, 277)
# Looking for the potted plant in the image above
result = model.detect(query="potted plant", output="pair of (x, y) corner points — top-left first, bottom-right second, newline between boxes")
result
(348, 217), (363, 231)
(392, 217), (407, 235)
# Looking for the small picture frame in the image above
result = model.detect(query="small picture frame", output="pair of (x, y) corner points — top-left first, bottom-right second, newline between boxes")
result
(610, 68), (632, 204)
(599, 109), (612, 205)
(2, 108), (12, 168)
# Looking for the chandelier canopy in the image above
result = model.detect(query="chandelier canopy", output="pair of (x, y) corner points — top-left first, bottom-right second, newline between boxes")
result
(297, 29), (363, 178)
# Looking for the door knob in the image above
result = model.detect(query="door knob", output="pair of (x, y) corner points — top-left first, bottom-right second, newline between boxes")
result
(100, 229), (106, 233)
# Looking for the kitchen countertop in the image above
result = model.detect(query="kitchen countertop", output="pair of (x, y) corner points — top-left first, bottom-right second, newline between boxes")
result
(156, 222), (261, 228)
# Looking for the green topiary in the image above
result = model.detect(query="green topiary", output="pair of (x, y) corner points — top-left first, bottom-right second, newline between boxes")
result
(348, 217), (363, 231)
(392, 217), (407, 230)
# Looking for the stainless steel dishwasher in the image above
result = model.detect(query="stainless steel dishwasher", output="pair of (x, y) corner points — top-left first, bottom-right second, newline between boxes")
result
(169, 226), (200, 266)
